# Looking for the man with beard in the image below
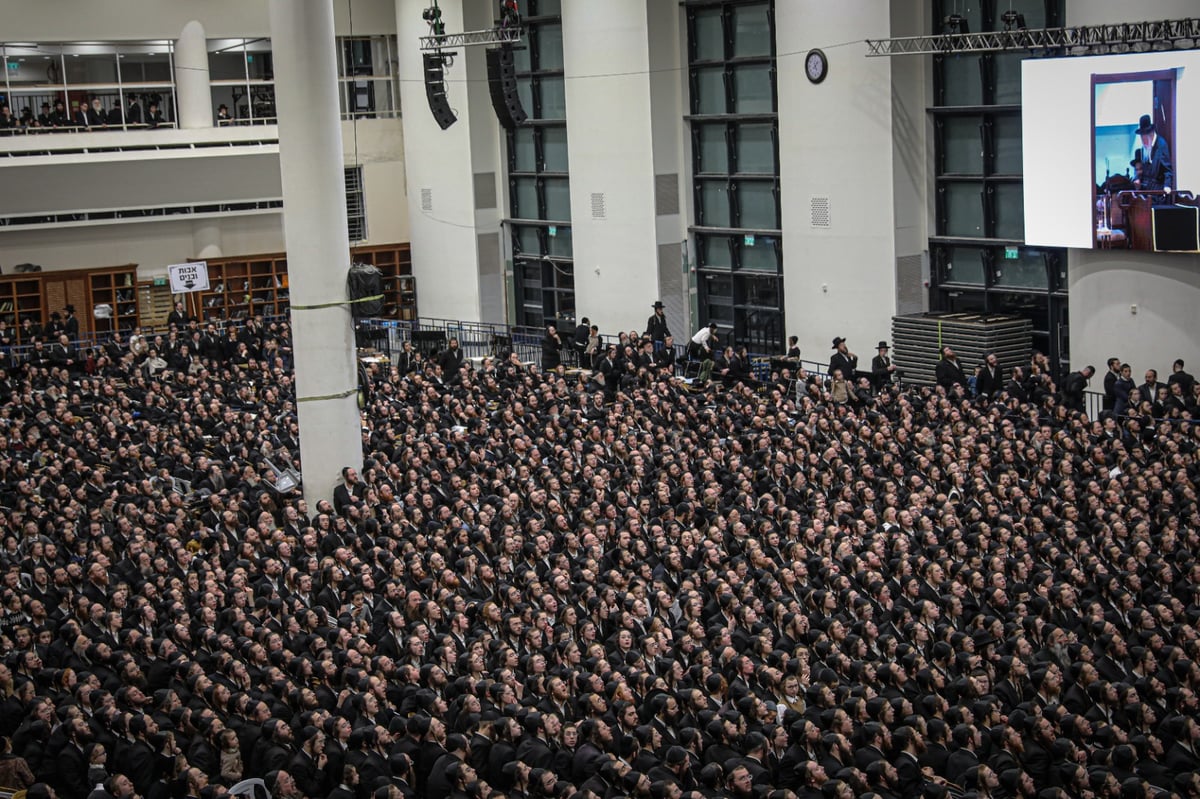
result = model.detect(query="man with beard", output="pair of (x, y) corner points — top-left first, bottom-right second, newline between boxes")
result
(820, 732), (853, 778)
(1021, 715), (1056, 785)
(702, 716), (741, 767)
(894, 726), (933, 797)
(54, 716), (93, 798)
(795, 760), (829, 799)
(988, 724), (1024, 776)
(865, 760), (901, 799)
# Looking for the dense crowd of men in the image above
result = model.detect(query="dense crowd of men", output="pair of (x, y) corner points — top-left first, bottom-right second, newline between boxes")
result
(0, 310), (1198, 799)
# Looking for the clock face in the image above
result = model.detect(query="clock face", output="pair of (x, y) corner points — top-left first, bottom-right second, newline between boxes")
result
(806, 49), (827, 84)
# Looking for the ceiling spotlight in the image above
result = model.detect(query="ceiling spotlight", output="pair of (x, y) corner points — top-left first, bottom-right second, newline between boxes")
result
(1001, 10), (1026, 30)
(944, 14), (970, 35)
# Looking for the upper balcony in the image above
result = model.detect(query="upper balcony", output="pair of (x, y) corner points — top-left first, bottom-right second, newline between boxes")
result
(0, 123), (279, 167)
(0, 37), (402, 230)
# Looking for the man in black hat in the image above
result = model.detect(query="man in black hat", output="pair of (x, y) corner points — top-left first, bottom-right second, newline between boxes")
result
(829, 337), (857, 383)
(1132, 114), (1173, 195)
(646, 302), (670, 344)
(63, 305), (79, 340)
(870, 341), (895, 392)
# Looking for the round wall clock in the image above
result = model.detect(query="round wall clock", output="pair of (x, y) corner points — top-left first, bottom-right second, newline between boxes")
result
(806, 49), (828, 84)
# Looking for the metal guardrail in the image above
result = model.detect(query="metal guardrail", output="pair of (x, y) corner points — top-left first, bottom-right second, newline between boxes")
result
(0, 121), (178, 135)
(2, 314), (1167, 422)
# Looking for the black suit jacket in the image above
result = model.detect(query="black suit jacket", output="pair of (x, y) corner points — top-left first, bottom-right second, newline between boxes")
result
(976, 364), (1003, 397)
(1134, 136), (1174, 192)
(871, 354), (894, 389)
(829, 351), (857, 381)
(54, 743), (89, 799)
(935, 358), (968, 391)
(516, 735), (554, 769)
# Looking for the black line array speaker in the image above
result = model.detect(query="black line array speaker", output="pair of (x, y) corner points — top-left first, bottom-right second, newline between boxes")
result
(423, 53), (457, 130)
(485, 44), (527, 130)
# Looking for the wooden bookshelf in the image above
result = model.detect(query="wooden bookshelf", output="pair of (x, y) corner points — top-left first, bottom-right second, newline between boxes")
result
(189, 244), (415, 322)
(0, 264), (140, 341)
(87, 266), (140, 338)
(189, 253), (290, 323)
(0, 277), (45, 342)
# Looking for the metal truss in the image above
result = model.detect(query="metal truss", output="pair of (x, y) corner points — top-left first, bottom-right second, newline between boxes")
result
(419, 26), (524, 51)
(866, 17), (1200, 56)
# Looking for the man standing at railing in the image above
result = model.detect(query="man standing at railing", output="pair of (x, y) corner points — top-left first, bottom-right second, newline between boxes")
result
(125, 95), (143, 127)
(1062, 365), (1094, 413)
(646, 302), (670, 345)
(146, 102), (165, 129)
(49, 100), (69, 128)
(86, 97), (107, 128)
(829, 337), (857, 384)
(541, 324), (563, 371)
(870, 341), (895, 392)
(437, 337), (465, 384)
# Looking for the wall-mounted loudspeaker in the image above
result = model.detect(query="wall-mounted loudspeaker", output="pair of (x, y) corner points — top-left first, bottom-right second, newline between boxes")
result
(423, 53), (457, 130)
(485, 44), (527, 130)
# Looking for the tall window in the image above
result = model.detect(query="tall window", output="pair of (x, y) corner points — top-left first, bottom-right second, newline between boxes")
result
(337, 36), (401, 120)
(929, 0), (1069, 375)
(505, 0), (574, 329)
(686, 0), (782, 354)
(209, 36), (400, 125)
(345, 166), (367, 242)
(208, 38), (275, 124)
(0, 41), (178, 129)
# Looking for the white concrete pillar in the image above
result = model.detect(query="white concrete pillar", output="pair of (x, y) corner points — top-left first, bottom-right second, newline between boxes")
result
(192, 220), (223, 260)
(174, 21), (212, 129)
(777, 2), (897, 359)
(561, 0), (661, 334)
(268, 0), (362, 506)
(396, 0), (490, 321)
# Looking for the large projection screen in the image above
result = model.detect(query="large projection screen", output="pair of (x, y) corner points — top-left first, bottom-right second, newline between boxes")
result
(1023, 51), (1200, 250)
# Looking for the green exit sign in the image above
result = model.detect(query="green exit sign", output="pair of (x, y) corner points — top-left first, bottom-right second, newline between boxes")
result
(153, 277), (167, 286)
(548, 225), (557, 237)
(1004, 246), (1019, 260)
(744, 234), (756, 246)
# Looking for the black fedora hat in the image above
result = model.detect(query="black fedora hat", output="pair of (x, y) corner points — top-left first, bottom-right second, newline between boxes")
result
(651, 300), (665, 309)
(831, 337), (845, 349)
(1136, 114), (1155, 135)
(877, 341), (889, 350)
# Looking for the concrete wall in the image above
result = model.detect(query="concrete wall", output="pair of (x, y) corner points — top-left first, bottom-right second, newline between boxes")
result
(561, 0), (661, 334)
(0, 116), (407, 276)
(0, 215), (285, 277)
(777, 1), (898, 361)
(1069, 251), (1200, 377)
(396, 0), (495, 321)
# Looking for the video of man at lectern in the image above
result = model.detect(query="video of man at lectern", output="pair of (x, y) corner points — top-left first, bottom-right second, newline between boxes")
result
(1023, 51), (1200, 252)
